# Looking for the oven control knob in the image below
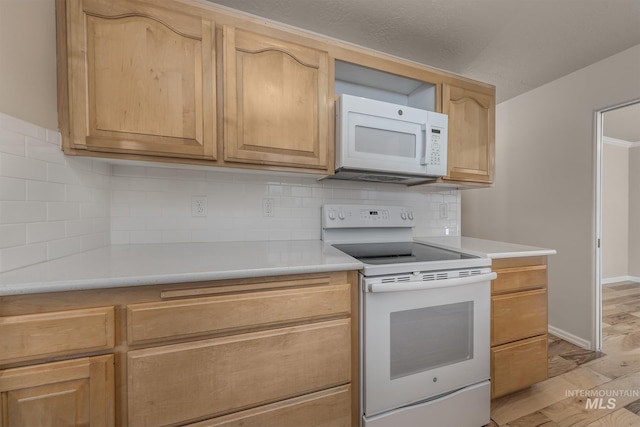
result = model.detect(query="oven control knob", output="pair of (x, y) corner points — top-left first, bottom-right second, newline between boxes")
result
(408, 211), (414, 220)
(400, 212), (407, 220)
(338, 211), (345, 220)
(328, 210), (336, 220)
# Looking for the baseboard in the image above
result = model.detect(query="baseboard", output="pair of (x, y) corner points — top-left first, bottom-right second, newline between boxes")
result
(548, 325), (592, 350)
(602, 276), (640, 285)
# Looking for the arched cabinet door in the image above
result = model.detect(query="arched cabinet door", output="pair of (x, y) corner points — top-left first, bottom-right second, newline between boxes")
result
(442, 83), (495, 184)
(61, 0), (216, 159)
(223, 27), (332, 172)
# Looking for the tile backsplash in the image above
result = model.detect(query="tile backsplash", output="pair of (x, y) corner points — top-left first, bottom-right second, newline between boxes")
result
(0, 113), (461, 272)
(0, 113), (110, 272)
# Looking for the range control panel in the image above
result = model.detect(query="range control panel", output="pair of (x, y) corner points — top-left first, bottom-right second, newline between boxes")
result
(322, 204), (416, 229)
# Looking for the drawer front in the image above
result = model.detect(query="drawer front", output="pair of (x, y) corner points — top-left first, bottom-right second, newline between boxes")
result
(127, 319), (351, 427)
(186, 385), (351, 427)
(492, 265), (547, 294)
(491, 335), (548, 398)
(127, 283), (350, 344)
(492, 289), (547, 346)
(0, 307), (115, 364)
(491, 256), (547, 270)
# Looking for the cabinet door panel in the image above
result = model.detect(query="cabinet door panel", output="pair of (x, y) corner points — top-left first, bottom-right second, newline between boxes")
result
(443, 84), (495, 183)
(224, 27), (330, 170)
(491, 289), (547, 346)
(0, 355), (114, 427)
(128, 319), (350, 427)
(492, 265), (547, 294)
(65, 0), (215, 159)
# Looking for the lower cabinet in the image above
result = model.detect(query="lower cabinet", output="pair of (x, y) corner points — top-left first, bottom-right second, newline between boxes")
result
(127, 320), (351, 426)
(0, 271), (357, 426)
(490, 256), (549, 399)
(0, 355), (114, 427)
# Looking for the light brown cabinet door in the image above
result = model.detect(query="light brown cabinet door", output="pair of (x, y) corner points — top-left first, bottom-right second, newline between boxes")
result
(62, 0), (216, 159)
(0, 355), (114, 427)
(127, 319), (350, 427)
(223, 27), (331, 172)
(442, 83), (495, 183)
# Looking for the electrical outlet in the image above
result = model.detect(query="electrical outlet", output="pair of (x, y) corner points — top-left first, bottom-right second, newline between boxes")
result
(263, 198), (275, 217)
(439, 203), (448, 219)
(191, 196), (207, 217)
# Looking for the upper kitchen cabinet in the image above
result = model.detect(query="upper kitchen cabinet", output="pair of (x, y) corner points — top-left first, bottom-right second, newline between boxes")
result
(223, 27), (332, 172)
(442, 83), (495, 184)
(57, 0), (216, 160)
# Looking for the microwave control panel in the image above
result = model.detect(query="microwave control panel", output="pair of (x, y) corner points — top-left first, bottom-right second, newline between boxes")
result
(423, 111), (448, 177)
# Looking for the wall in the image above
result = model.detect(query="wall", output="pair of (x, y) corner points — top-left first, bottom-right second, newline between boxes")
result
(110, 165), (459, 244)
(0, 0), (461, 274)
(462, 44), (640, 348)
(0, 113), (111, 273)
(601, 142), (629, 281)
(630, 147), (640, 277)
(0, 0), (58, 130)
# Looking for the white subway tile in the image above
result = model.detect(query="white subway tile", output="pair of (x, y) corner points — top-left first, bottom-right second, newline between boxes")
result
(0, 128), (26, 156)
(0, 243), (47, 272)
(47, 162), (79, 184)
(27, 221), (66, 243)
(161, 230), (192, 243)
(91, 159), (112, 175)
(27, 181), (65, 201)
(81, 233), (106, 251)
(0, 224), (26, 248)
(65, 218), (94, 237)
(111, 230), (130, 244)
(0, 153), (47, 181)
(26, 137), (66, 164)
(129, 230), (162, 244)
(65, 185), (93, 202)
(47, 237), (82, 260)
(47, 202), (80, 221)
(111, 203), (130, 217)
(46, 129), (62, 146)
(0, 201), (47, 224)
(113, 164), (147, 177)
(130, 177), (165, 192)
(0, 177), (26, 201)
(80, 202), (108, 219)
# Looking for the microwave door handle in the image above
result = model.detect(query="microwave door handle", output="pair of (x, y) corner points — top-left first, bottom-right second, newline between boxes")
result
(420, 124), (428, 165)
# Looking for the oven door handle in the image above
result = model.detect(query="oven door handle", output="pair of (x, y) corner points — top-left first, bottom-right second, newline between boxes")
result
(368, 272), (497, 293)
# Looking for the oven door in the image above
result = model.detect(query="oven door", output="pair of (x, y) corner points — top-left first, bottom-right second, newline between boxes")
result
(362, 272), (494, 417)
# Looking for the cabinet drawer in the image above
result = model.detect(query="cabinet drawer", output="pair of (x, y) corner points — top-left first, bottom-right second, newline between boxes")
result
(127, 319), (351, 427)
(127, 283), (350, 344)
(492, 265), (547, 294)
(492, 289), (547, 346)
(491, 335), (548, 398)
(186, 385), (351, 427)
(0, 307), (115, 364)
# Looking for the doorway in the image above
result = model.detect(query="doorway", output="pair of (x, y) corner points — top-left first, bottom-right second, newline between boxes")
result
(595, 100), (640, 352)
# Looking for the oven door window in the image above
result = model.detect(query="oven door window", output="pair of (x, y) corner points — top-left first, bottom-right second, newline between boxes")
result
(390, 302), (473, 380)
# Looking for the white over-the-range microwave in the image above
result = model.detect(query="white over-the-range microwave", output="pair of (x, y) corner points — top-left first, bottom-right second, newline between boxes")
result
(330, 94), (448, 185)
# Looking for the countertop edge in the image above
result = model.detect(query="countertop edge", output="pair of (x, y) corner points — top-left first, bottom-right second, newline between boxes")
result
(0, 262), (363, 297)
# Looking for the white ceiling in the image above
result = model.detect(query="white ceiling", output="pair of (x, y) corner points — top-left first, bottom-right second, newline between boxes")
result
(205, 0), (640, 140)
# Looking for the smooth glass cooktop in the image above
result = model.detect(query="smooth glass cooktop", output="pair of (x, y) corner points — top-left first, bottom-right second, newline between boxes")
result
(333, 242), (476, 265)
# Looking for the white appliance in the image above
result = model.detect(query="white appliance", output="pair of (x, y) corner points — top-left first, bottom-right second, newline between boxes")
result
(322, 204), (495, 427)
(332, 94), (448, 185)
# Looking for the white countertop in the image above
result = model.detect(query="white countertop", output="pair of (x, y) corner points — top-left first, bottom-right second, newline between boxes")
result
(415, 236), (557, 259)
(0, 241), (363, 296)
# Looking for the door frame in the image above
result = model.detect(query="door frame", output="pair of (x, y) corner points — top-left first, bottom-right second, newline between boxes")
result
(594, 99), (640, 352)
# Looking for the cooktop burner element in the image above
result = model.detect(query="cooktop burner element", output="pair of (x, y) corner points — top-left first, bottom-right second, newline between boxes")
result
(333, 241), (475, 265)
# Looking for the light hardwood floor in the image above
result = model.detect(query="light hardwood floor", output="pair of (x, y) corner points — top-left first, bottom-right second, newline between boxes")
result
(488, 281), (640, 426)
